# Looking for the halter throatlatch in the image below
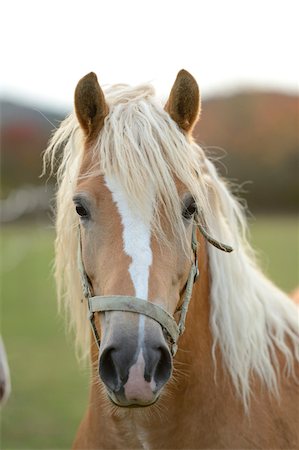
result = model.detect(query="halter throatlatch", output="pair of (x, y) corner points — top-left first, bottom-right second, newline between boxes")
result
(77, 216), (232, 356)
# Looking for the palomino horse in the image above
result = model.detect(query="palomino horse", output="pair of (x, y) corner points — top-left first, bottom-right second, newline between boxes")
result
(44, 70), (299, 449)
(0, 336), (11, 405)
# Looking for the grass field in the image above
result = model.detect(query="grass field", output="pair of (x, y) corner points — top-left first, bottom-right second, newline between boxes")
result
(1, 217), (298, 449)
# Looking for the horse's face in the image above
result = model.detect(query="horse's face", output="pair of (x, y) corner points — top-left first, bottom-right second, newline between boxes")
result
(75, 175), (195, 406)
(74, 70), (200, 407)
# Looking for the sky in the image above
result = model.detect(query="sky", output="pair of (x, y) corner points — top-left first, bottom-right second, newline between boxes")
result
(1, 0), (298, 111)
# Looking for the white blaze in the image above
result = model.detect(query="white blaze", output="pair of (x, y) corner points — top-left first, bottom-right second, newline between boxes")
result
(104, 175), (153, 300)
(105, 175), (157, 397)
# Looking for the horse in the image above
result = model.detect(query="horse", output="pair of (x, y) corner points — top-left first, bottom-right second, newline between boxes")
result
(0, 336), (11, 406)
(44, 70), (299, 449)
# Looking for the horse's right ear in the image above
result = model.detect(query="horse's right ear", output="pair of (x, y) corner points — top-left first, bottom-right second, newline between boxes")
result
(74, 72), (109, 140)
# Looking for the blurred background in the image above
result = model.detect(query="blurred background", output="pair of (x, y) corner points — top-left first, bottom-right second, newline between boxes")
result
(0, 0), (298, 448)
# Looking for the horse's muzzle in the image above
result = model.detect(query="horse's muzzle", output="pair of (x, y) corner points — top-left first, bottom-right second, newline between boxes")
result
(99, 329), (172, 407)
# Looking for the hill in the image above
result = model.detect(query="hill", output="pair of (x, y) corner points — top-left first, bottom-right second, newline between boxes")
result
(1, 100), (65, 193)
(195, 91), (298, 211)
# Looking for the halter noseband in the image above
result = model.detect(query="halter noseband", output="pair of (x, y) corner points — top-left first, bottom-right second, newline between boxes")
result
(77, 216), (232, 356)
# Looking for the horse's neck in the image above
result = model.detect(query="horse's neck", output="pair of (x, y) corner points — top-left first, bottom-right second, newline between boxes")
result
(169, 235), (218, 415)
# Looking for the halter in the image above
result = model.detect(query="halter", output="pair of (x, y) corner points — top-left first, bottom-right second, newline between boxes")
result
(77, 216), (233, 356)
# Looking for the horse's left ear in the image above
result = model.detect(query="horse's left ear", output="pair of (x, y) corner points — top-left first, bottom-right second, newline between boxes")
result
(165, 69), (200, 133)
(74, 72), (109, 140)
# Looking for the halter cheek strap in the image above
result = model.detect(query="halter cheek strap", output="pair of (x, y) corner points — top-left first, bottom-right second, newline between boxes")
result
(77, 216), (232, 356)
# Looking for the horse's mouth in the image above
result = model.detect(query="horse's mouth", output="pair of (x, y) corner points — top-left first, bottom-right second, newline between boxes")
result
(107, 390), (160, 408)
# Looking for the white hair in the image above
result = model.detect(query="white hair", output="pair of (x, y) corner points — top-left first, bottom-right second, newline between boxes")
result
(43, 83), (299, 409)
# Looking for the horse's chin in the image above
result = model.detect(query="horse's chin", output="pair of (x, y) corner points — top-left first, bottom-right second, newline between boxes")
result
(107, 390), (160, 408)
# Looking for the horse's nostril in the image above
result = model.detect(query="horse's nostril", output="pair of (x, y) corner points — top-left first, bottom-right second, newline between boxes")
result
(99, 346), (120, 391)
(144, 346), (172, 388)
(154, 346), (172, 389)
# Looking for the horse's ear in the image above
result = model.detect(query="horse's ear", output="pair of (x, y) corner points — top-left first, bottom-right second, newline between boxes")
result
(165, 69), (200, 133)
(74, 72), (108, 139)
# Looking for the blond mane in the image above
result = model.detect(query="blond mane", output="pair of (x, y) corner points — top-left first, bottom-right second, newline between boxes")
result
(43, 83), (299, 408)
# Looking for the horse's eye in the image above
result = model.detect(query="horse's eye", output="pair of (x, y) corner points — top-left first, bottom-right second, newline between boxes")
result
(182, 197), (197, 220)
(75, 204), (89, 218)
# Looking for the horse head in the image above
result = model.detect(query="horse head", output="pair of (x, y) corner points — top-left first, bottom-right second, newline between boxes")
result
(73, 70), (201, 407)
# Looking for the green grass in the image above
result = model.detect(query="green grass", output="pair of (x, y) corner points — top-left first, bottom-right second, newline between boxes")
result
(1, 217), (298, 449)
(1, 225), (88, 450)
(249, 215), (299, 292)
